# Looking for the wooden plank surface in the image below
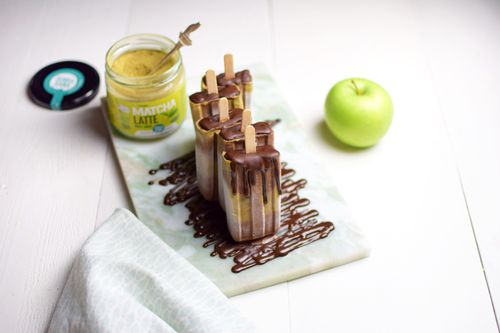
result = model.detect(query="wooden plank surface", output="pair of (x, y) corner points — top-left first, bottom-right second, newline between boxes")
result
(0, 0), (130, 331)
(0, 0), (499, 332)
(415, 0), (500, 321)
(272, 0), (498, 332)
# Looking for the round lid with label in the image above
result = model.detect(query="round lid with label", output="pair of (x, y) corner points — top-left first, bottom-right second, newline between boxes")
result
(28, 61), (100, 110)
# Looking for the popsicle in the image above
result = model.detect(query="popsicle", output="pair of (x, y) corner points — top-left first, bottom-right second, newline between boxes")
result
(189, 69), (244, 124)
(221, 125), (281, 242)
(195, 98), (243, 201)
(201, 54), (253, 108)
(216, 109), (274, 210)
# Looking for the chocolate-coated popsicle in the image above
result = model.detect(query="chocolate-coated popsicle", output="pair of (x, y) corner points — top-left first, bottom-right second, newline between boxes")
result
(195, 98), (243, 201)
(201, 54), (252, 109)
(189, 70), (243, 124)
(216, 110), (274, 210)
(221, 125), (281, 242)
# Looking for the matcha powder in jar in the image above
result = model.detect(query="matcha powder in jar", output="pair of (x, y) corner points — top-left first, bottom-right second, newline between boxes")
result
(105, 34), (187, 139)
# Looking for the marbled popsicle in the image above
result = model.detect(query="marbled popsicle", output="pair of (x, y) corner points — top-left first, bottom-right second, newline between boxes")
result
(201, 54), (252, 109)
(195, 98), (243, 201)
(216, 110), (274, 210)
(221, 125), (281, 242)
(189, 69), (243, 124)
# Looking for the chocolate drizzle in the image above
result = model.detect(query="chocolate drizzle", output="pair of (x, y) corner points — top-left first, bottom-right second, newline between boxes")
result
(148, 152), (198, 205)
(147, 148), (335, 273)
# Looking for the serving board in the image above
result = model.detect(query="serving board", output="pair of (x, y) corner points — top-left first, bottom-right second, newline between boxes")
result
(102, 64), (370, 296)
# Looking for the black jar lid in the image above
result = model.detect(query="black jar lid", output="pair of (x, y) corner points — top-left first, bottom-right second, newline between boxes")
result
(28, 61), (100, 110)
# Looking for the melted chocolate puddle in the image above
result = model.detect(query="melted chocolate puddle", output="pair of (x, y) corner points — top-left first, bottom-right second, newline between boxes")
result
(147, 120), (334, 273)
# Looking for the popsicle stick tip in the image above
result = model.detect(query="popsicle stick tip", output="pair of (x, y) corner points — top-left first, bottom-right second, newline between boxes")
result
(224, 54), (235, 79)
(241, 109), (252, 132)
(206, 70), (217, 94)
(219, 98), (229, 122)
(245, 125), (256, 154)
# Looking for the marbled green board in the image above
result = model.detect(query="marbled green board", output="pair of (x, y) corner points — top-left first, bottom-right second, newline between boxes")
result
(103, 64), (370, 297)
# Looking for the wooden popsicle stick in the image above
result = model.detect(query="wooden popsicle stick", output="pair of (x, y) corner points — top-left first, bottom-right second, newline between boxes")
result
(241, 109), (252, 132)
(210, 100), (219, 116)
(219, 98), (229, 122)
(245, 125), (256, 154)
(224, 54), (235, 79)
(206, 70), (217, 94)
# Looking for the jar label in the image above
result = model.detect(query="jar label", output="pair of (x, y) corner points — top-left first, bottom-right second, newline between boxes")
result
(43, 68), (85, 110)
(106, 80), (187, 138)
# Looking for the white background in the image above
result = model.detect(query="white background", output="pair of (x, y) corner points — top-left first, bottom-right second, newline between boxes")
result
(1, 0), (499, 332)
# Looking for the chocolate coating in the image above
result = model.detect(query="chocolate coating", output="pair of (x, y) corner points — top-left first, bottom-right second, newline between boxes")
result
(225, 146), (281, 203)
(198, 109), (243, 131)
(219, 121), (272, 141)
(216, 70), (252, 86)
(189, 85), (240, 103)
(201, 69), (253, 87)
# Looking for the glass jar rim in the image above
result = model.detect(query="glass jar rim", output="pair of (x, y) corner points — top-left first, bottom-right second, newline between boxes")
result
(105, 33), (182, 87)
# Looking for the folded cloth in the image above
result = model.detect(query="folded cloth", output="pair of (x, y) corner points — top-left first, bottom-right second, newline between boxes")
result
(48, 208), (257, 333)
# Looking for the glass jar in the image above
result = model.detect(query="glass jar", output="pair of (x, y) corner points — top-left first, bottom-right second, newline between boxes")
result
(105, 34), (187, 140)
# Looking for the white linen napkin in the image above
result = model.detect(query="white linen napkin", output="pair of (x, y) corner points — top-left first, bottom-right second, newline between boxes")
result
(48, 208), (257, 333)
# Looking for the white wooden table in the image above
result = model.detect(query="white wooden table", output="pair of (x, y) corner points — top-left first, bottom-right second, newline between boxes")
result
(1, 0), (499, 332)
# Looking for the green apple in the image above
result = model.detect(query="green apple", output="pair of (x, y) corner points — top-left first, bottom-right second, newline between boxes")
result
(324, 78), (393, 148)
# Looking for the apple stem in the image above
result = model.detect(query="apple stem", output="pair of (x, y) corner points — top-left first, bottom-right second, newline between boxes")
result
(351, 80), (360, 95)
